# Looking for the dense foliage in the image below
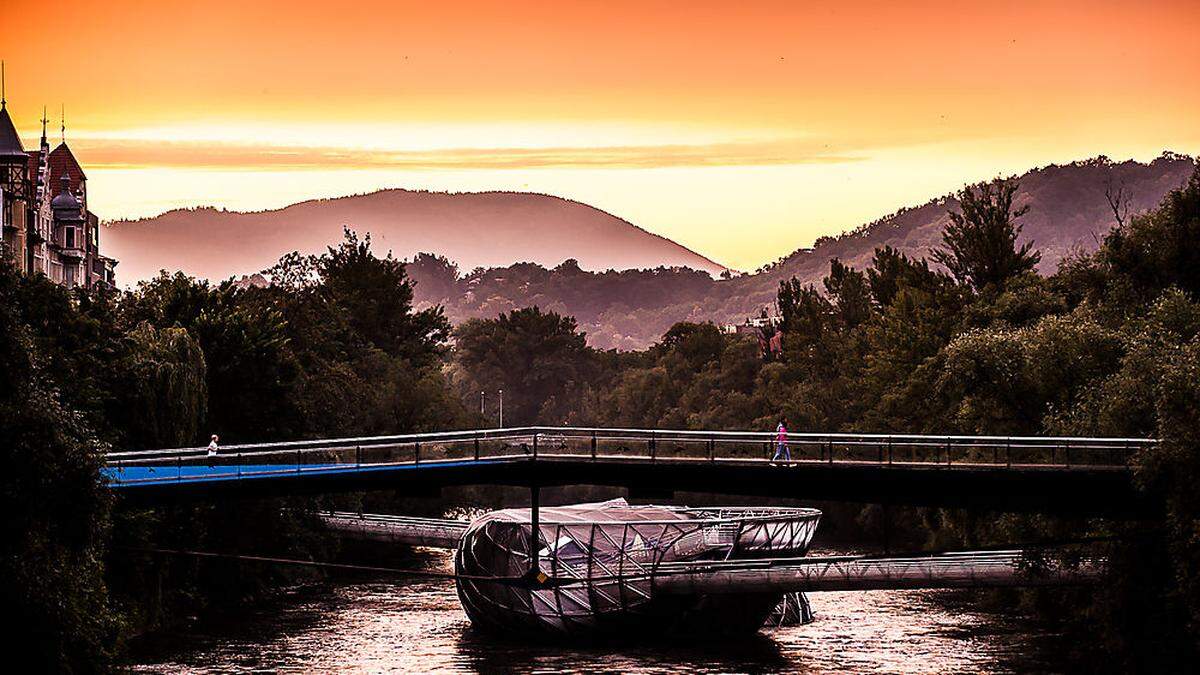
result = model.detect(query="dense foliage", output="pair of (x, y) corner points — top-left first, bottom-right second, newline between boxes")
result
(0, 264), (118, 672)
(0, 231), (471, 669)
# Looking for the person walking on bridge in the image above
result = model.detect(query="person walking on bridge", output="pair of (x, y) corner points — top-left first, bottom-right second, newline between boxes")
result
(207, 434), (220, 458)
(772, 418), (790, 465)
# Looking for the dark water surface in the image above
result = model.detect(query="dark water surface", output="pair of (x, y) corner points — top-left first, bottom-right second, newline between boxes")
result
(128, 549), (1067, 674)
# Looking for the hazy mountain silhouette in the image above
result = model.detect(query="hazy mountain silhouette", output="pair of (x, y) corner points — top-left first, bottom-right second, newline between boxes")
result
(105, 153), (1196, 349)
(104, 190), (727, 284)
(409, 153), (1197, 349)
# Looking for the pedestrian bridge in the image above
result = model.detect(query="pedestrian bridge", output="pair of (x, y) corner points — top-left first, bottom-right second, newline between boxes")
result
(105, 427), (1154, 516)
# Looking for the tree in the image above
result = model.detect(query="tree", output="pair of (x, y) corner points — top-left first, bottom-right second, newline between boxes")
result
(110, 323), (208, 450)
(0, 260), (118, 670)
(318, 230), (449, 367)
(933, 179), (1041, 291)
(823, 259), (873, 329)
(406, 252), (461, 304)
(867, 246), (947, 307)
(1091, 166), (1200, 304)
(123, 273), (299, 442)
(453, 307), (596, 425)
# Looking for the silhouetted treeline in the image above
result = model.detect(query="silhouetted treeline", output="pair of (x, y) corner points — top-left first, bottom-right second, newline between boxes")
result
(0, 229), (472, 669)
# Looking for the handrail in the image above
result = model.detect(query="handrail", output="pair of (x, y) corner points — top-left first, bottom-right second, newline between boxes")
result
(103, 426), (1153, 487)
(110, 426), (1156, 459)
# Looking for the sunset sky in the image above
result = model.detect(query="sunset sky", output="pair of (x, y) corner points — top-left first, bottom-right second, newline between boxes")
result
(3, 0), (1198, 270)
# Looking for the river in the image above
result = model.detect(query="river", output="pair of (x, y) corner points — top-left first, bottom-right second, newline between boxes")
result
(126, 547), (1068, 673)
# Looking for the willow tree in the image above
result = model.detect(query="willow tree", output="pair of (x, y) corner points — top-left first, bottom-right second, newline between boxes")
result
(114, 323), (208, 449)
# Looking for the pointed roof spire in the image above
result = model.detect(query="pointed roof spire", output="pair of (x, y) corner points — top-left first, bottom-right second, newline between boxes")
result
(0, 62), (25, 160)
(60, 103), (65, 143)
(40, 105), (48, 145)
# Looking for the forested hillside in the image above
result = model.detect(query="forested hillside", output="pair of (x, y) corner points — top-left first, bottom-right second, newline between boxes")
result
(410, 153), (1196, 349)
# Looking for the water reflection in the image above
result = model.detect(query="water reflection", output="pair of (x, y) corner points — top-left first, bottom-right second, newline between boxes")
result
(128, 550), (1062, 673)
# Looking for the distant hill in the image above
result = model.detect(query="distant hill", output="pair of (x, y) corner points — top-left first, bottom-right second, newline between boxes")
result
(744, 152), (1198, 297)
(104, 190), (728, 285)
(411, 153), (1197, 350)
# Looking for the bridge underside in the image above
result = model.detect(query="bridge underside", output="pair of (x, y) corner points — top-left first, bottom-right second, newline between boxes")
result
(112, 456), (1151, 517)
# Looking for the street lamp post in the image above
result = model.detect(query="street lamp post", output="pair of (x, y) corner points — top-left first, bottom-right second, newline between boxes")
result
(499, 389), (504, 428)
(480, 391), (485, 416)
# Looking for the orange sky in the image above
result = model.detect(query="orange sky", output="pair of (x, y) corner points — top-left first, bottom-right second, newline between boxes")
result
(3, 0), (1198, 270)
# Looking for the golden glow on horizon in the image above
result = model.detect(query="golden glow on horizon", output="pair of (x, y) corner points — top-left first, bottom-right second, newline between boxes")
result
(3, 0), (1198, 270)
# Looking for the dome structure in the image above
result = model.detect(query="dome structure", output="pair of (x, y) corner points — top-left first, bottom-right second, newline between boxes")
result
(454, 498), (821, 637)
(51, 173), (83, 221)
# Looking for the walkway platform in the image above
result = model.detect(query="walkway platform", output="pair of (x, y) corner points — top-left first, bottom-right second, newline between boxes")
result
(104, 427), (1154, 516)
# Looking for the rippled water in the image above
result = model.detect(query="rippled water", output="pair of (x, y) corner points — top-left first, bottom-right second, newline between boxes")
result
(128, 549), (1065, 673)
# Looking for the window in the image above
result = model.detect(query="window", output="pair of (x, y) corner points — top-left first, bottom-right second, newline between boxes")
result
(65, 226), (76, 249)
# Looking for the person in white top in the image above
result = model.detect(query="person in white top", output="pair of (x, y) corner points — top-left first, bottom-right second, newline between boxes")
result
(206, 434), (220, 457)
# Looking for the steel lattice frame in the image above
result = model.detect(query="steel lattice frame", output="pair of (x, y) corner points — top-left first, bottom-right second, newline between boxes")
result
(453, 499), (821, 636)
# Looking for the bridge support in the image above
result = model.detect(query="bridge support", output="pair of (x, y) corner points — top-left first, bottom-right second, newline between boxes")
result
(529, 484), (541, 579)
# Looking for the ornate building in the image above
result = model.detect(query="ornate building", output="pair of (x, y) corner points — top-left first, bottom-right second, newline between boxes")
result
(0, 72), (116, 289)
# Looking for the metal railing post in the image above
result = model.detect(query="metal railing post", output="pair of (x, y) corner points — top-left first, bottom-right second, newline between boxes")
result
(356, 445), (362, 468)
(237, 452), (242, 478)
(296, 449), (302, 473)
(532, 432), (538, 459)
(474, 433), (480, 461)
(887, 437), (893, 465)
(649, 432), (656, 461)
(591, 430), (597, 459)
(708, 436), (715, 462)
(415, 441), (421, 465)
(1064, 440), (1071, 467)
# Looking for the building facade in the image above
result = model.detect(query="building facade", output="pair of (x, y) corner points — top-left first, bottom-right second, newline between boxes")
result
(0, 90), (116, 288)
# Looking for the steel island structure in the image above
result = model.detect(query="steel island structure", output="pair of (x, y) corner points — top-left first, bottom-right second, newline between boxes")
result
(454, 499), (821, 637)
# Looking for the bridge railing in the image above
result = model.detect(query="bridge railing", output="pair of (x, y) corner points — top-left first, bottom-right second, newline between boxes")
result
(103, 426), (1153, 486)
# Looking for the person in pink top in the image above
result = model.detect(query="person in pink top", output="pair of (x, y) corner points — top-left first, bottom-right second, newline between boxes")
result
(772, 418), (790, 465)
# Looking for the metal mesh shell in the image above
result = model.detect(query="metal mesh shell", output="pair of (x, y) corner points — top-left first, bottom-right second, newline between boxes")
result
(454, 499), (821, 637)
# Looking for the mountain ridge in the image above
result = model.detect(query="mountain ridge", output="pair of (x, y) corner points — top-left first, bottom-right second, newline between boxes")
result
(406, 153), (1197, 349)
(104, 152), (1197, 350)
(104, 188), (729, 285)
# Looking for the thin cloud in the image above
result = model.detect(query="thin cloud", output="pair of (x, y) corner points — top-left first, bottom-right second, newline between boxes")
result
(59, 138), (867, 171)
